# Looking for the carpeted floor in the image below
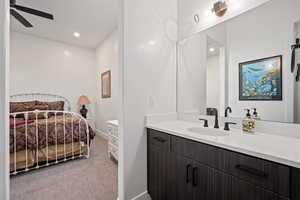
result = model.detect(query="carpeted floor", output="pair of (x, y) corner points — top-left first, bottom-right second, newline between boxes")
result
(10, 136), (118, 200)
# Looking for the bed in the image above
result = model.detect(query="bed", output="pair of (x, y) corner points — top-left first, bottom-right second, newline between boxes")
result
(9, 93), (95, 175)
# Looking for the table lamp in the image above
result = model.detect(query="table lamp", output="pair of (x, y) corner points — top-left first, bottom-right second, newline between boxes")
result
(78, 95), (91, 118)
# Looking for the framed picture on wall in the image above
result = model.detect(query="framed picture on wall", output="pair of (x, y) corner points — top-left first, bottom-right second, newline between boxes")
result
(101, 70), (111, 98)
(239, 55), (282, 101)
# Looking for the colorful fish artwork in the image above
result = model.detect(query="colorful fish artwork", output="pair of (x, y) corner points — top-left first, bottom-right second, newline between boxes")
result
(239, 56), (282, 101)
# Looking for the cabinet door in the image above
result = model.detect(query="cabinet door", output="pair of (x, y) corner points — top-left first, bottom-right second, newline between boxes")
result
(208, 169), (232, 200)
(192, 162), (210, 200)
(175, 155), (194, 200)
(148, 144), (175, 200)
(291, 168), (300, 200)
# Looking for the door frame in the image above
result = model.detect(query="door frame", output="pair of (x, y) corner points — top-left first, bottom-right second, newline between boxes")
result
(1, 0), (125, 199)
(0, 0), (10, 199)
(118, 0), (125, 199)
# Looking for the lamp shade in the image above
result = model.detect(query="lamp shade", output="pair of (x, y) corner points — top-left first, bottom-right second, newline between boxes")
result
(78, 95), (91, 105)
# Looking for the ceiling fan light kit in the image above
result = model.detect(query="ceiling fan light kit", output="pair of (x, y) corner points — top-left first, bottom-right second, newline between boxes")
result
(211, 1), (228, 17)
(10, 0), (54, 28)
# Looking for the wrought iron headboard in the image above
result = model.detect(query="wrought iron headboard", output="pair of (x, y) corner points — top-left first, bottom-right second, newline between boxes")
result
(10, 93), (71, 111)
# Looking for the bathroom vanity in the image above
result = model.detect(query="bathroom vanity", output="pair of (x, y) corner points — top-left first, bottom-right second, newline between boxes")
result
(147, 120), (300, 200)
(147, 0), (300, 199)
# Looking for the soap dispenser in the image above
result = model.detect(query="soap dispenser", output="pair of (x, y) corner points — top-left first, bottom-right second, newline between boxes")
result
(252, 108), (261, 120)
(242, 109), (255, 133)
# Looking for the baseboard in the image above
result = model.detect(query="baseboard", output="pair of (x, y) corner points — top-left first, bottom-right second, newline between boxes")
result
(95, 128), (109, 140)
(131, 191), (151, 200)
(116, 191), (150, 200)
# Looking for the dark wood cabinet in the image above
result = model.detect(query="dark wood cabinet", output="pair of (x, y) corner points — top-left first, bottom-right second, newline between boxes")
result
(175, 155), (194, 200)
(147, 129), (176, 200)
(193, 162), (211, 200)
(147, 129), (299, 200)
(209, 169), (232, 200)
(231, 177), (289, 200)
(291, 168), (300, 200)
(227, 151), (290, 197)
(148, 144), (167, 200)
(175, 155), (212, 200)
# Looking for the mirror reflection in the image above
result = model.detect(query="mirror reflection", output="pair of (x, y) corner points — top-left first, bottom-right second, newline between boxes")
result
(177, 0), (300, 123)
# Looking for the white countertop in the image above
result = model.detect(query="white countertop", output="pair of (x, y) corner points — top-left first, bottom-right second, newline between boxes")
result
(146, 120), (300, 168)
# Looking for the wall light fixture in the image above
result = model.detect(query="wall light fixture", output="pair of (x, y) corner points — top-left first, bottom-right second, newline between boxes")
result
(211, 1), (228, 17)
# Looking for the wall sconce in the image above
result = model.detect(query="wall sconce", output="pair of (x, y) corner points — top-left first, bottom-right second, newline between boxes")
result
(211, 1), (228, 17)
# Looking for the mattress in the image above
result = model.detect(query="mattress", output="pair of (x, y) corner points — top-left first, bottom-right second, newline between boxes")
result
(10, 142), (88, 172)
(10, 114), (95, 153)
(9, 113), (94, 173)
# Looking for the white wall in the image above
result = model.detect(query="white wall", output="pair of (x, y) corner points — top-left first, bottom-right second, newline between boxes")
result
(95, 29), (119, 132)
(0, 0), (10, 199)
(227, 0), (300, 122)
(10, 32), (98, 118)
(121, 0), (177, 198)
(178, 0), (272, 39)
(207, 55), (220, 110)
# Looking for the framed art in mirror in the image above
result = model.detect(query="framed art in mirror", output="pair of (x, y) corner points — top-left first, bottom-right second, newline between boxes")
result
(239, 55), (282, 101)
(101, 70), (111, 98)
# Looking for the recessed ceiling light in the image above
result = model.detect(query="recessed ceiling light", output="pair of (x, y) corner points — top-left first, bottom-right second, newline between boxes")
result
(64, 50), (71, 56)
(148, 40), (156, 46)
(73, 32), (80, 38)
(209, 47), (215, 52)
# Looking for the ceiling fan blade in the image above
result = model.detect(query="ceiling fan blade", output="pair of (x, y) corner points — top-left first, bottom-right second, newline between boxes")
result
(13, 5), (54, 20)
(10, 9), (33, 28)
(10, 0), (16, 5)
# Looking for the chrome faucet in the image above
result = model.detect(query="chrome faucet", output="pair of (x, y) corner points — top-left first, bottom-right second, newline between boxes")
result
(213, 108), (219, 129)
(225, 106), (232, 117)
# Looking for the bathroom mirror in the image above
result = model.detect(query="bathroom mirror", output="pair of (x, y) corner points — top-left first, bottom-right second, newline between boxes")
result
(177, 0), (300, 123)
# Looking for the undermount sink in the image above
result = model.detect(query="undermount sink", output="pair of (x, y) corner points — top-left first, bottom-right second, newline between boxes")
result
(187, 127), (229, 136)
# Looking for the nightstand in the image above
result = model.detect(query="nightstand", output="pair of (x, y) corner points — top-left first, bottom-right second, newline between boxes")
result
(86, 118), (96, 130)
(107, 120), (119, 162)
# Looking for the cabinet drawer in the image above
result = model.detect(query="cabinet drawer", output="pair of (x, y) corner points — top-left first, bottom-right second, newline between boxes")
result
(111, 127), (118, 137)
(108, 125), (118, 137)
(171, 135), (290, 197)
(231, 176), (289, 200)
(109, 135), (118, 147)
(108, 144), (118, 160)
(171, 136), (220, 168)
(148, 129), (170, 151)
(226, 151), (290, 197)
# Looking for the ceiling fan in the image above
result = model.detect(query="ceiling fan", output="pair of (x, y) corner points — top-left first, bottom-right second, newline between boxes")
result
(10, 0), (54, 28)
